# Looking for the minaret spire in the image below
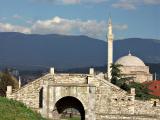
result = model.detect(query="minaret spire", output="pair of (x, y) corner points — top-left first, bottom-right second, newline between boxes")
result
(107, 16), (114, 81)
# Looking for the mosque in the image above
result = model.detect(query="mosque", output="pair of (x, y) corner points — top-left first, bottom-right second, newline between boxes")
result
(115, 52), (153, 83)
(107, 17), (153, 83)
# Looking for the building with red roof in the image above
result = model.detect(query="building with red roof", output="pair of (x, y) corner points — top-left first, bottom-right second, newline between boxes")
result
(145, 80), (160, 97)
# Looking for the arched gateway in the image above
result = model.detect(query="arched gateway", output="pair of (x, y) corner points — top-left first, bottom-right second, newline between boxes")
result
(54, 96), (85, 120)
(40, 76), (96, 120)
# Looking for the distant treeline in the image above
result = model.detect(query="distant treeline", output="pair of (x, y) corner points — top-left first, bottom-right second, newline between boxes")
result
(1, 63), (160, 86)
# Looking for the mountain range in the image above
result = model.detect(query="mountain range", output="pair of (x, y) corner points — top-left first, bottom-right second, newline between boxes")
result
(0, 32), (160, 70)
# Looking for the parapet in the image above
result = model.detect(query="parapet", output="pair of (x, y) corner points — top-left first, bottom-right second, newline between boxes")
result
(130, 88), (136, 96)
(50, 67), (55, 75)
(6, 86), (12, 97)
(89, 68), (94, 75)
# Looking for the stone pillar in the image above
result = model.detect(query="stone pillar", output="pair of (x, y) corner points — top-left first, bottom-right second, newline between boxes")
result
(130, 88), (135, 114)
(6, 86), (12, 98)
(89, 68), (94, 75)
(86, 86), (96, 120)
(130, 88), (136, 98)
(87, 68), (95, 84)
(50, 67), (55, 75)
(48, 86), (54, 119)
(19, 76), (21, 89)
(41, 81), (49, 118)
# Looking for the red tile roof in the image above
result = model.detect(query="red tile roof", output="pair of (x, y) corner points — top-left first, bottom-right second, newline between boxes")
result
(145, 80), (160, 96)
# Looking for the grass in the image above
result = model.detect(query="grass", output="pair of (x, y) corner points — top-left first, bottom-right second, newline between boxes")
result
(0, 96), (47, 120)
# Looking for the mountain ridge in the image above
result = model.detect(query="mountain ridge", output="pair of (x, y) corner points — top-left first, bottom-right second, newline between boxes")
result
(0, 32), (160, 70)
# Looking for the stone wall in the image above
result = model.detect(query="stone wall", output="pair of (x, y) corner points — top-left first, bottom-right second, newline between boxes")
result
(6, 74), (54, 109)
(90, 75), (135, 115)
(6, 70), (160, 120)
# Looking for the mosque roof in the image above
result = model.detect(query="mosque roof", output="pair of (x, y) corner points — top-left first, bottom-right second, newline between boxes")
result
(115, 52), (145, 67)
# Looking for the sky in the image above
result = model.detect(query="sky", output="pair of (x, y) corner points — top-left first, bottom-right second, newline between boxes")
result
(0, 0), (160, 40)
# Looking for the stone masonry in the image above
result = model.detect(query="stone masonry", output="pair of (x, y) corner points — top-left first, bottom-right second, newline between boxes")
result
(6, 68), (160, 120)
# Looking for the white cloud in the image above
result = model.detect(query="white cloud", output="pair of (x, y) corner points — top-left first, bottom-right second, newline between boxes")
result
(79, 20), (106, 38)
(112, 0), (160, 10)
(113, 24), (128, 30)
(0, 23), (31, 33)
(31, 16), (128, 39)
(0, 17), (7, 21)
(31, 16), (107, 39)
(143, 0), (160, 4)
(13, 14), (22, 19)
(112, 0), (137, 10)
(79, 0), (108, 4)
(0, 16), (128, 39)
(63, 0), (80, 4)
(36, 0), (108, 4)
(31, 16), (75, 34)
(26, 19), (34, 24)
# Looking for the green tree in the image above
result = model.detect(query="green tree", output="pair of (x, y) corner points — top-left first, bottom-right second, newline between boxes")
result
(110, 63), (159, 100)
(128, 82), (159, 100)
(110, 63), (123, 85)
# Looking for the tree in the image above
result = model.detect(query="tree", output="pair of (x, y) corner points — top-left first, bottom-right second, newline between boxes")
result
(110, 63), (123, 85)
(110, 63), (159, 100)
(0, 70), (19, 96)
(128, 82), (159, 100)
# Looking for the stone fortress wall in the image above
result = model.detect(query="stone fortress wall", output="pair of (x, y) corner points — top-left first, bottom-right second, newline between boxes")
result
(6, 68), (160, 120)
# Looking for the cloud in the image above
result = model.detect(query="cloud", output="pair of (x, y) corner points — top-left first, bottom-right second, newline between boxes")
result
(31, 16), (78, 35)
(35, 0), (108, 4)
(0, 17), (7, 21)
(13, 14), (22, 19)
(78, 0), (108, 4)
(0, 23), (31, 33)
(143, 0), (160, 4)
(26, 20), (34, 24)
(112, 0), (160, 10)
(63, 0), (80, 4)
(113, 24), (128, 30)
(112, 0), (137, 10)
(31, 16), (107, 39)
(0, 16), (128, 40)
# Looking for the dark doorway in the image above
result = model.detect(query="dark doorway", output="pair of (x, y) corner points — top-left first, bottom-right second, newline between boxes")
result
(39, 87), (43, 108)
(54, 96), (85, 120)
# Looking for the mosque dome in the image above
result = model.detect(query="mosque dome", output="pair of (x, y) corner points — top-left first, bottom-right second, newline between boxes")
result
(115, 52), (145, 67)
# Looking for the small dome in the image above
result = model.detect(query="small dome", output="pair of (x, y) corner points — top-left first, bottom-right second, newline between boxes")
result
(115, 53), (145, 67)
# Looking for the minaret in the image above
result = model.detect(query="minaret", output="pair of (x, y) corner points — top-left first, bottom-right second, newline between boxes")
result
(107, 17), (114, 80)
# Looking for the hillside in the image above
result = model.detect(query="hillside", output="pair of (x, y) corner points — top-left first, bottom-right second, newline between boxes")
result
(0, 32), (160, 70)
(0, 97), (46, 120)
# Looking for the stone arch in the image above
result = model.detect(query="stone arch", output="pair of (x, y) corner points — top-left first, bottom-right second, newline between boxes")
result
(54, 96), (85, 120)
(39, 87), (43, 108)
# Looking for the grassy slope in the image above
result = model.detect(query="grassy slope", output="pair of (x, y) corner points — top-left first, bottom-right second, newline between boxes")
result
(0, 97), (47, 120)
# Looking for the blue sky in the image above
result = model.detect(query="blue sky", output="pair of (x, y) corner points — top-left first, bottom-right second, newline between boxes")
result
(0, 0), (159, 40)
